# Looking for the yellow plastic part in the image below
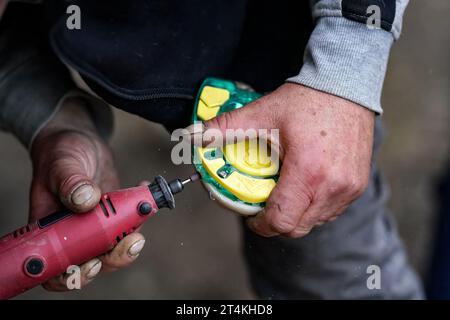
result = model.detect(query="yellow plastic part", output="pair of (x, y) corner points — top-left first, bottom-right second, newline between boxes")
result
(198, 147), (276, 203)
(196, 85), (277, 203)
(223, 140), (279, 177)
(196, 86), (230, 121)
(197, 100), (220, 121)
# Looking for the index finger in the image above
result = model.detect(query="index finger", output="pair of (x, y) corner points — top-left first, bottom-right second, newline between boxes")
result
(247, 152), (313, 236)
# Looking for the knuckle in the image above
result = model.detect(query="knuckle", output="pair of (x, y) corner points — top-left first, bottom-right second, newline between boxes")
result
(357, 175), (370, 195)
(331, 175), (351, 194)
(303, 164), (328, 188)
(277, 175), (315, 206)
(346, 176), (367, 198)
(211, 111), (236, 133)
(266, 213), (297, 233)
(290, 225), (312, 238)
(328, 174), (364, 197)
(326, 167), (371, 199)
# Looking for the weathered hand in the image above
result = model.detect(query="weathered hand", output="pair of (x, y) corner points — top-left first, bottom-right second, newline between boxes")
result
(30, 97), (145, 291)
(201, 83), (375, 238)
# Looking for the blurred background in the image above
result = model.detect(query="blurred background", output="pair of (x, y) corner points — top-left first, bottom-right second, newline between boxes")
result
(0, 1), (449, 299)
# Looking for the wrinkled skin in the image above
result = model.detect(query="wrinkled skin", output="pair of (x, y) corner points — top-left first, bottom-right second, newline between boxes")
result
(195, 83), (375, 238)
(30, 97), (145, 291)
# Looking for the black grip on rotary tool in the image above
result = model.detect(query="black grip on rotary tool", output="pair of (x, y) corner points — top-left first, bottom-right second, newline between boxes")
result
(148, 175), (184, 209)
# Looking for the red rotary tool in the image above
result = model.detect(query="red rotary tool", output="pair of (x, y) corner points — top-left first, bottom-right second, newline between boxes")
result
(0, 173), (200, 299)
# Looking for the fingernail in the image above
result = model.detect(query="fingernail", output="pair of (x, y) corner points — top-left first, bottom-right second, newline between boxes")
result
(71, 184), (94, 205)
(128, 239), (145, 257)
(87, 259), (102, 279)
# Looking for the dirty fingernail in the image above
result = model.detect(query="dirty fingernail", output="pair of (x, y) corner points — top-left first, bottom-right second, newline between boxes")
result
(71, 184), (94, 205)
(87, 259), (102, 279)
(128, 239), (145, 257)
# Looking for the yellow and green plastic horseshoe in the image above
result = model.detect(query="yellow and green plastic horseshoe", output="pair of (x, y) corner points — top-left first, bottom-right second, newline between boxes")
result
(192, 78), (280, 215)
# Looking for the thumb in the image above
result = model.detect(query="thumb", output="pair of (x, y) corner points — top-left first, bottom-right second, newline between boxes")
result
(47, 150), (101, 213)
(29, 164), (101, 220)
(185, 99), (275, 147)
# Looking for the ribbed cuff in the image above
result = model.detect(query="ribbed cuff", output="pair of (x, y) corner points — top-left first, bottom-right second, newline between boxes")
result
(287, 17), (394, 114)
(29, 89), (114, 149)
(0, 54), (73, 148)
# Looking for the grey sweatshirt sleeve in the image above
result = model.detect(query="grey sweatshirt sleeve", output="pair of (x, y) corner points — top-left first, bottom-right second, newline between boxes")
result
(287, 0), (409, 114)
(0, 4), (112, 149)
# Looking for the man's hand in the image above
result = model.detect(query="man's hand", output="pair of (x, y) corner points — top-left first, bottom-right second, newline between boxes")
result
(30, 97), (145, 291)
(198, 83), (375, 238)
